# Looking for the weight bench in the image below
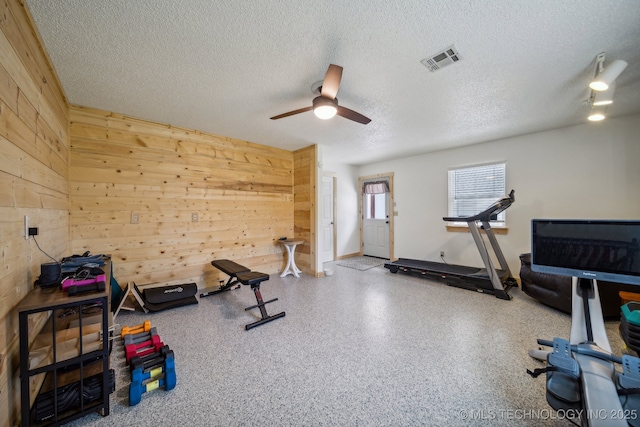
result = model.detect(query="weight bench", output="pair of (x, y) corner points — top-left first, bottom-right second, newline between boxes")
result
(201, 259), (285, 330)
(199, 259), (249, 297)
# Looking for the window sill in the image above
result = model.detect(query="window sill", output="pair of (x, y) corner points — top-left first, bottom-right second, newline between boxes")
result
(446, 225), (509, 235)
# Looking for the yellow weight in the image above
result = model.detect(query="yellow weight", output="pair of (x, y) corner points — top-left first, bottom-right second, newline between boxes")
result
(146, 379), (160, 392)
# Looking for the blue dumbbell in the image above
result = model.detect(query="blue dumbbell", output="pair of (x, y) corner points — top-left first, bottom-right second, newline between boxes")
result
(129, 358), (176, 406)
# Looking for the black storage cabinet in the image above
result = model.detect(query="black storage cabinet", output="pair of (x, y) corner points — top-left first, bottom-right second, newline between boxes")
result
(18, 263), (111, 426)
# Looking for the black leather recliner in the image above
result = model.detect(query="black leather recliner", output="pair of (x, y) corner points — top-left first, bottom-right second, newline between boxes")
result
(519, 253), (639, 319)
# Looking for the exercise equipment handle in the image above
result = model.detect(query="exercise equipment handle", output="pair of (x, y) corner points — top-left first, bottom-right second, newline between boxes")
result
(442, 189), (515, 222)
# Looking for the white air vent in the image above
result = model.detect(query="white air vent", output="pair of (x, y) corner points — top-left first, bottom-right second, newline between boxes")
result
(421, 45), (462, 72)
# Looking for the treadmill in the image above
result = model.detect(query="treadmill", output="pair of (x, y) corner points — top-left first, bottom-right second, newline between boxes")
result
(384, 190), (517, 300)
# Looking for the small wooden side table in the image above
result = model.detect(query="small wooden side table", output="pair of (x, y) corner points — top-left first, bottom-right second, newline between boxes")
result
(279, 239), (304, 277)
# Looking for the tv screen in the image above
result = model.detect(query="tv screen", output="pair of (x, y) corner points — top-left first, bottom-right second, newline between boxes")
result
(531, 219), (640, 285)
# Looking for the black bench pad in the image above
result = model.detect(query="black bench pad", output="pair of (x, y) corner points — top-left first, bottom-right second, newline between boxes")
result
(236, 271), (269, 286)
(211, 259), (251, 277)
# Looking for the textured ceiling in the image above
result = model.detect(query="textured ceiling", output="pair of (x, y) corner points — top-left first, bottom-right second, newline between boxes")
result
(26, 0), (640, 165)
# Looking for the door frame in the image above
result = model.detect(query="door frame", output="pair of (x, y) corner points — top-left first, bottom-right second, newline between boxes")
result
(322, 172), (337, 263)
(358, 172), (394, 260)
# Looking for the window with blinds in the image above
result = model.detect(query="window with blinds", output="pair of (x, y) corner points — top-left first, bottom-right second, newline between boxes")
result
(447, 162), (506, 224)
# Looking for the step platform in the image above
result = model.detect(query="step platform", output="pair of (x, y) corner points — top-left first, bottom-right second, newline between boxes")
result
(114, 282), (198, 315)
(621, 302), (640, 353)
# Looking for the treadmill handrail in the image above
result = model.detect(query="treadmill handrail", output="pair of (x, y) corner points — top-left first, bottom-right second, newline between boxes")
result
(443, 189), (515, 223)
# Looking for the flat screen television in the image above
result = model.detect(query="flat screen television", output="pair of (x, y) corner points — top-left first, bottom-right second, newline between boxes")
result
(531, 219), (640, 286)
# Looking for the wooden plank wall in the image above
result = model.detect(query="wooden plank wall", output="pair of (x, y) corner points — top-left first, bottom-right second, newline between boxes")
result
(0, 0), (70, 425)
(69, 106), (295, 287)
(293, 145), (317, 275)
(1, 1), (316, 422)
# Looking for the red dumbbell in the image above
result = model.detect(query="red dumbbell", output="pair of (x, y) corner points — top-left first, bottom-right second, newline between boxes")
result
(125, 335), (164, 363)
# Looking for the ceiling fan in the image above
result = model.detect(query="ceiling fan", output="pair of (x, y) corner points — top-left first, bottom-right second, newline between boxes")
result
(270, 64), (371, 124)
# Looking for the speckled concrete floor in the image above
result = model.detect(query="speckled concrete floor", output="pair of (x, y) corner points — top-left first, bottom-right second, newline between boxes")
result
(67, 264), (628, 426)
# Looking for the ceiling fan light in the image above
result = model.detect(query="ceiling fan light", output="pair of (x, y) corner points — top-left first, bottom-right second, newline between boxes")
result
(589, 59), (628, 91)
(313, 97), (338, 119)
(314, 105), (337, 119)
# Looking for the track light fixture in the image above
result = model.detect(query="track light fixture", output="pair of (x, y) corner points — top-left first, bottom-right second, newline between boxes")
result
(589, 58), (628, 91)
(588, 109), (606, 122)
(592, 82), (615, 106)
(586, 53), (627, 122)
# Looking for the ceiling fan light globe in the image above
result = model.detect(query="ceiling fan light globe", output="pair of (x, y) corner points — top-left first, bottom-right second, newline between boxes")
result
(314, 105), (337, 119)
(312, 96), (338, 119)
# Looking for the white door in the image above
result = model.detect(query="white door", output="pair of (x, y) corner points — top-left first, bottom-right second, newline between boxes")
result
(362, 191), (390, 258)
(321, 175), (335, 263)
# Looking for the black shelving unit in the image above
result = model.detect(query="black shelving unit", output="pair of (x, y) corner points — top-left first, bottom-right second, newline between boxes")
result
(18, 261), (112, 426)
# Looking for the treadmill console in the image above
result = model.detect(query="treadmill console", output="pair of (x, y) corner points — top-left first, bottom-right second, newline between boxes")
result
(443, 189), (515, 222)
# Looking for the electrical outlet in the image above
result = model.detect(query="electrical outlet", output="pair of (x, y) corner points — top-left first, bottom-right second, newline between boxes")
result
(24, 215), (29, 240)
(192, 212), (198, 222)
(440, 251), (445, 258)
(131, 212), (139, 224)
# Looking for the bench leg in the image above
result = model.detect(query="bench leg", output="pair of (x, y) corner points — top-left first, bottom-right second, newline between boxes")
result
(244, 285), (285, 330)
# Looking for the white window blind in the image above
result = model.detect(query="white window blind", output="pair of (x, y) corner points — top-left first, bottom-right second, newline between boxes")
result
(448, 162), (506, 223)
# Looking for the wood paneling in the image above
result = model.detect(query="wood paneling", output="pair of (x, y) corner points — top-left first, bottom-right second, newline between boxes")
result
(69, 105), (294, 286)
(0, 0), (70, 425)
(292, 145), (317, 275)
(1, 3), (312, 424)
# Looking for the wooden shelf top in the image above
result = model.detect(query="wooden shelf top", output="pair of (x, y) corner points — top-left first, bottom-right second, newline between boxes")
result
(17, 259), (111, 314)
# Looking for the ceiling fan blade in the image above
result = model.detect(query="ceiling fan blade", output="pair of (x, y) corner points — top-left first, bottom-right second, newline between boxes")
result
(270, 106), (313, 120)
(320, 64), (343, 100)
(336, 106), (371, 124)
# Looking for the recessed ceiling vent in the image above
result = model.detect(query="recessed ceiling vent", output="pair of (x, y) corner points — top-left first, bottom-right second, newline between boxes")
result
(421, 45), (462, 72)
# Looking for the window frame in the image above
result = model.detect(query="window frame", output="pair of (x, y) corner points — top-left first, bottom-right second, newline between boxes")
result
(446, 161), (507, 228)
